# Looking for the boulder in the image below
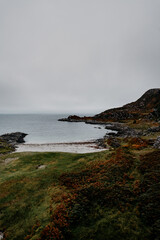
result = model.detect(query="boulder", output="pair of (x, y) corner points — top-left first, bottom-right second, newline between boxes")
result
(0, 132), (27, 146)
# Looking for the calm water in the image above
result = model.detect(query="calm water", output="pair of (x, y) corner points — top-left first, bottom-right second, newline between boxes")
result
(0, 114), (108, 144)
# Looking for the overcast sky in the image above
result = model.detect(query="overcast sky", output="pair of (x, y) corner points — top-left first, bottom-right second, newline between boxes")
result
(0, 0), (160, 114)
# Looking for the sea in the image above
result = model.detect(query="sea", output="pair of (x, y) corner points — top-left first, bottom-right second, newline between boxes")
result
(0, 114), (109, 144)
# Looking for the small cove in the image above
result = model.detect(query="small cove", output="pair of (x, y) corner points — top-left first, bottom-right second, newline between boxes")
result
(0, 114), (112, 152)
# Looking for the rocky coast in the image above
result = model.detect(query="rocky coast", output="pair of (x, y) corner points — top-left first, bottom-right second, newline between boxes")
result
(0, 132), (27, 154)
(58, 89), (160, 150)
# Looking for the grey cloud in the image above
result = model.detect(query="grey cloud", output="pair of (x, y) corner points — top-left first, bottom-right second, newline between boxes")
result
(0, 0), (160, 114)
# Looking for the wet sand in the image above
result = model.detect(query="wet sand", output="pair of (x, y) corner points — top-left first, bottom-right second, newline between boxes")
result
(16, 141), (107, 153)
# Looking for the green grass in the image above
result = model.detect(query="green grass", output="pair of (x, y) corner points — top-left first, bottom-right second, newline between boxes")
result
(0, 140), (14, 155)
(0, 146), (159, 240)
(71, 207), (150, 240)
(0, 151), (109, 240)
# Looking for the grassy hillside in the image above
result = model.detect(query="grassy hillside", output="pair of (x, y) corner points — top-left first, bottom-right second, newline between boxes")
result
(0, 137), (159, 240)
(0, 151), (108, 239)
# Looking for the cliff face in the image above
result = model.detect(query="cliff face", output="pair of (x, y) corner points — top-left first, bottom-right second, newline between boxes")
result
(94, 89), (160, 121)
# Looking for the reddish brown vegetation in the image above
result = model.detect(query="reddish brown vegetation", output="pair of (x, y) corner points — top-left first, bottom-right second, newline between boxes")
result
(138, 151), (160, 239)
(37, 148), (138, 239)
(27, 147), (160, 240)
(128, 137), (148, 150)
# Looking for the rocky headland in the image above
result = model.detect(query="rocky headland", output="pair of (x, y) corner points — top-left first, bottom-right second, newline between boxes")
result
(59, 89), (160, 123)
(59, 89), (160, 149)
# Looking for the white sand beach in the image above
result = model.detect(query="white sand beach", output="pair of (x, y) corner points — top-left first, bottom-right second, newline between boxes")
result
(16, 141), (107, 153)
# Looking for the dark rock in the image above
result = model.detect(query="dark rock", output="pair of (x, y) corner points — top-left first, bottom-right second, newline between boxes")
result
(107, 132), (117, 137)
(107, 137), (121, 148)
(95, 138), (108, 149)
(58, 115), (84, 122)
(0, 132), (27, 146)
(104, 122), (142, 138)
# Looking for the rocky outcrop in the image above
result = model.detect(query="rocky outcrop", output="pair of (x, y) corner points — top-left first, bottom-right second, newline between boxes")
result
(0, 132), (27, 146)
(95, 138), (108, 149)
(104, 122), (143, 138)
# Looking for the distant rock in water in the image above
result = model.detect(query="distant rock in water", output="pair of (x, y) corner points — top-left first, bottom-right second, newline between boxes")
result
(58, 115), (84, 122)
(0, 132), (28, 146)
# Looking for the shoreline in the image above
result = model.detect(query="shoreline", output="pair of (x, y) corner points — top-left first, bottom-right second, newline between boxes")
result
(16, 140), (107, 153)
